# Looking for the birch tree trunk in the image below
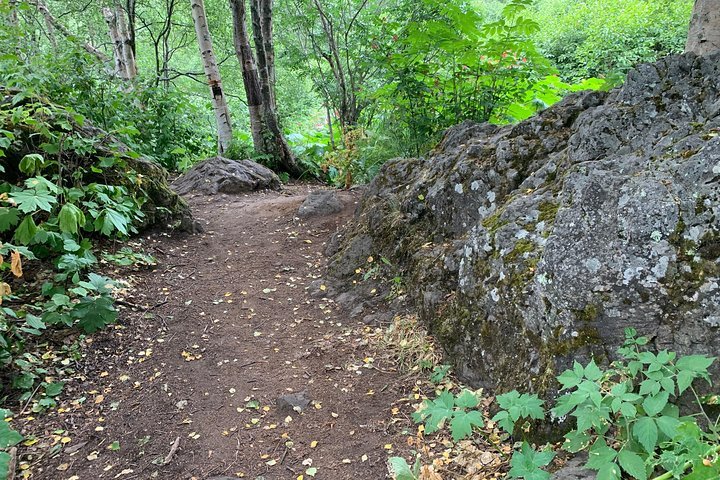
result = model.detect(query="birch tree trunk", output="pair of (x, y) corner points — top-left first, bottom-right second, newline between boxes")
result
(191, 0), (234, 155)
(115, 3), (137, 78)
(102, 7), (129, 79)
(686, 0), (720, 55)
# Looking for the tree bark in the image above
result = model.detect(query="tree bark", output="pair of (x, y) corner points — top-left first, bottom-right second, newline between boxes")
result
(229, 0), (265, 152)
(230, 0), (302, 177)
(114, 3), (138, 78)
(686, 0), (720, 55)
(125, 0), (137, 56)
(191, 0), (234, 155)
(102, 7), (129, 79)
(8, 0), (18, 27)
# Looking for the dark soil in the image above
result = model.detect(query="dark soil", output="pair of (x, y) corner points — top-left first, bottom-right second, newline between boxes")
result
(22, 185), (418, 480)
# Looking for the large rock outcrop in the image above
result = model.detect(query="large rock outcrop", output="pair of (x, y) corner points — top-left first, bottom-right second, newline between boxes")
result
(327, 53), (720, 395)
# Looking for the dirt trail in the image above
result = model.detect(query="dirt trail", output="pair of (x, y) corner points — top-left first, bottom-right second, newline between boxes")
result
(29, 185), (415, 480)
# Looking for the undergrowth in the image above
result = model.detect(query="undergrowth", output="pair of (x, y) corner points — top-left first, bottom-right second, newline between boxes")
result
(388, 328), (719, 480)
(0, 89), (158, 477)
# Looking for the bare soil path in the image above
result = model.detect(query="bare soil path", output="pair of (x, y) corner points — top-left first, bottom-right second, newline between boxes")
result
(26, 185), (416, 480)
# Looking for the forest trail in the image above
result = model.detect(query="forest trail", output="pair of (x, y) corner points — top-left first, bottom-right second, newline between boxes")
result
(28, 186), (416, 480)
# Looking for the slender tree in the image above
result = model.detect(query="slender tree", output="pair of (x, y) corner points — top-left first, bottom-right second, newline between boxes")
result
(191, 0), (234, 154)
(103, 6), (137, 80)
(686, 0), (720, 55)
(229, 0), (302, 176)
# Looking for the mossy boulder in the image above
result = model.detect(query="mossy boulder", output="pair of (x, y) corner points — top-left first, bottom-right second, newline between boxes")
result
(327, 53), (720, 396)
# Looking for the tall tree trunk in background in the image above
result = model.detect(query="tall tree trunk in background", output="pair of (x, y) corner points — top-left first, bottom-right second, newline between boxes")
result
(229, 0), (265, 152)
(248, 0), (302, 176)
(103, 7), (129, 78)
(103, 5), (137, 80)
(191, 0), (234, 155)
(8, 0), (18, 27)
(125, 0), (137, 56)
(686, 0), (720, 55)
(115, 3), (137, 78)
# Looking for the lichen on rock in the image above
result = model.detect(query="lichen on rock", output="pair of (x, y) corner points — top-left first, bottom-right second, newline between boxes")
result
(327, 52), (720, 397)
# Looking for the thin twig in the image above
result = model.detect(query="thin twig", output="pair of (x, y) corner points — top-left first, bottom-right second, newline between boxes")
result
(163, 436), (181, 465)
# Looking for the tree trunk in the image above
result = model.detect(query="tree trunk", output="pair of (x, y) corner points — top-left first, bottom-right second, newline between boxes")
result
(102, 7), (129, 79)
(114, 3), (137, 78)
(8, 0), (18, 27)
(229, 0), (265, 152)
(125, 0), (137, 57)
(686, 0), (720, 55)
(231, 0), (302, 177)
(191, 0), (234, 155)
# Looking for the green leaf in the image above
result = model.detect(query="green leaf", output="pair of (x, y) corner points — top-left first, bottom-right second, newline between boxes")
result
(449, 410), (484, 441)
(9, 189), (56, 213)
(0, 420), (22, 448)
(71, 296), (117, 333)
(455, 390), (479, 409)
(508, 442), (554, 480)
(676, 355), (715, 373)
(388, 457), (418, 480)
(13, 215), (37, 245)
(562, 430), (591, 453)
(44, 381), (64, 397)
(618, 449), (647, 480)
(584, 359), (602, 381)
(642, 391), (669, 417)
(58, 203), (85, 235)
(586, 439), (617, 470)
(18, 153), (44, 175)
(0, 451), (10, 480)
(596, 462), (621, 480)
(655, 415), (680, 439)
(633, 417), (658, 453)
(0, 207), (20, 233)
(412, 390), (455, 434)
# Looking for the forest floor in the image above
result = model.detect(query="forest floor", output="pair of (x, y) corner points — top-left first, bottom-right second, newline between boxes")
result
(17, 185), (431, 480)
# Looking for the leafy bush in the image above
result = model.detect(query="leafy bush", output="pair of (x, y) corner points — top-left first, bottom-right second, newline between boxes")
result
(532, 0), (692, 82)
(0, 90), (151, 411)
(495, 329), (719, 480)
(391, 329), (719, 480)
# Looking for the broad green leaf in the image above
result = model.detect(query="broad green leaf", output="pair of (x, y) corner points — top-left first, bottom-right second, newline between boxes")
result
(618, 449), (647, 480)
(0, 420), (22, 448)
(584, 359), (602, 381)
(58, 203), (85, 235)
(44, 381), (64, 397)
(0, 451), (10, 480)
(676, 355), (714, 373)
(633, 417), (658, 453)
(562, 430), (591, 453)
(642, 391), (669, 416)
(449, 410), (483, 441)
(655, 415), (680, 439)
(596, 462), (621, 480)
(0, 207), (20, 233)
(71, 296), (117, 333)
(13, 215), (37, 245)
(387, 457), (417, 480)
(9, 189), (56, 213)
(508, 442), (554, 480)
(587, 439), (617, 470)
(455, 389), (479, 409)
